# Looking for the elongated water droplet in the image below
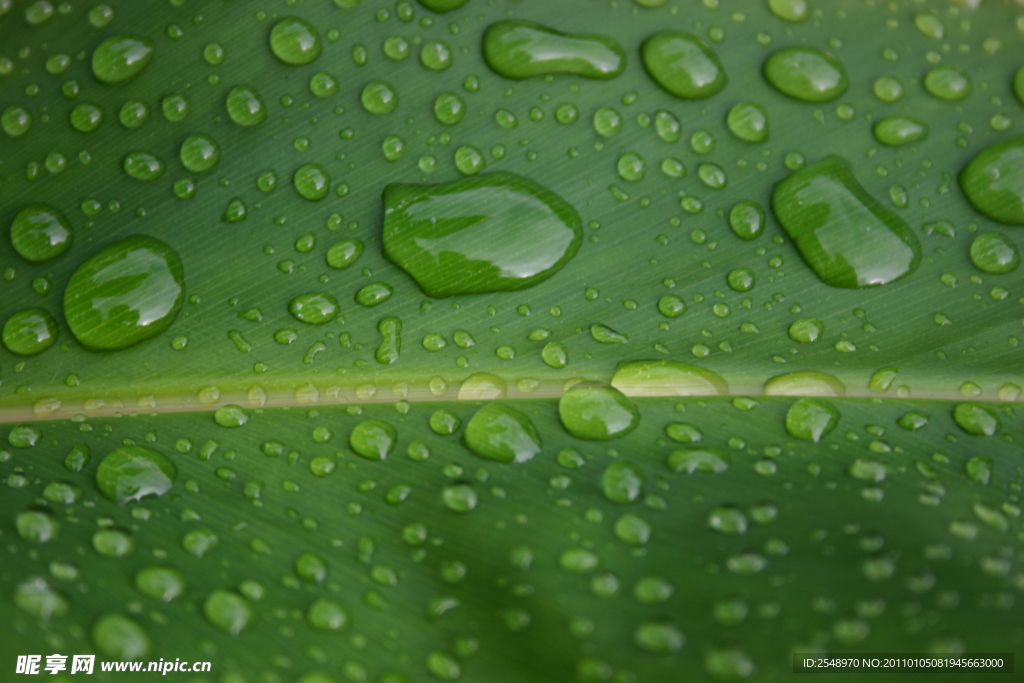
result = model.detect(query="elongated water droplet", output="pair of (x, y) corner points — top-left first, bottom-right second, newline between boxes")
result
(634, 620), (684, 654)
(482, 21), (625, 80)
(772, 155), (920, 288)
(611, 359), (727, 396)
(289, 293), (338, 324)
(559, 384), (639, 440)
(417, 0), (470, 12)
(763, 47), (848, 102)
(96, 445), (177, 504)
(92, 36), (154, 84)
(668, 448), (729, 474)
(464, 404), (541, 463)
(326, 239), (364, 269)
(375, 316), (402, 365)
(123, 151), (165, 181)
(924, 66), (971, 101)
(383, 172), (581, 297)
(952, 403), (1000, 436)
(768, 0), (809, 22)
(764, 371), (845, 397)
(872, 117), (928, 147)
(959, 137), (1024, 225)
(641, 31), (726, 99)
(64, 236), (185, 350)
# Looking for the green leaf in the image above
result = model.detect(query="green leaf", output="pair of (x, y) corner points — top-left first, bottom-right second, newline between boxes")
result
(1, 0), (1023, 681)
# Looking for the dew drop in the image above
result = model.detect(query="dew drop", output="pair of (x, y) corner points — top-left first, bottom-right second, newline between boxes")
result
(641, 31), (727, 99)
(483, 21), (625, 80)
(464, 403), (542, 463)
(270, 17), (322, 65)
(92, 36), (154, 84)
(559, 384), (639, 440)
(203, 590), (252, 635)
(763, 47), (848, 102)
(95, 446), (177, 504)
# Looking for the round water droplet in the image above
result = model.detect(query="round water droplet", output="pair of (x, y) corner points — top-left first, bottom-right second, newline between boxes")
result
(464, 403), (542, 463)
(96, 445), (177, 504)
(293, 163), (330, 201)
(123, 151), (165, 181)
(482, 21), (625, 80)
(270, 17), (322, 65)
(92, 36), (154, 84)
(952, 403), (1000, 436)
(872, 117), (928, 147)
(614, 514), (651, 545)
(179, 134), (220, 173)
(728, 201), (765, 241)
(763, 47), (848, 102)
(641, 31), (727, 99)
(134, 566), (185, 601)
(634, 576), (675, 604)
(92, 613), (151, 660)
(289, 293), (338, 324)
(214, 404), (249, 428)
(93, 528), (135, 558)
(726, 102), (769, 142)
(226, 85), (266, 127)
(70, 103), (104, 133)
(924, 66), (972, 101)
(14, 577), (69, 620)
(705, 647), (756, 681)
(634, 620), (684, 654)
(119, 101), (149, 129)
(970, 232), (1019, 274)
(327, 239), (364, 269)
(873, 76), (904, 102)
(658, 295), (687, 318)
(307, 598), (348, 630)
(560, 548), (600, 572)
(768, 0), (808, 22)
(454, 145), (485, 175)
(203, 590), (252, 635)
(309, 72), (338, 97)
(350, 420), (397, 460)
(383, 172), (581, 297)
(559, 384), (639, 440)
(434, 92), (465, 125)
(295, 552), (329, 583)
(726, 268), (754, 292)
(442, 483), (477, 512)
(2, 105), (31, 137)
(541, 341), (568, 368)
(960, 137), (1024, 225)
(426, 651), (461, 680)
(16, 510), (59, 543)
(361, 81), (398, 114)
(601, 459), (644, 503)
(708, 506), (748, 534)
(788, 318), (823, 343)
(785, 398), (840, 442)
(2, 312), (51, 361)
(11, 204), (72, 263)
(64, 236), (184, 350)
(8, 424), (41, 448)
(593, 107), (622, 138)
(429, 409), (462, 435)
(421, 40), (453, 70)
(617, 153), (646, 182)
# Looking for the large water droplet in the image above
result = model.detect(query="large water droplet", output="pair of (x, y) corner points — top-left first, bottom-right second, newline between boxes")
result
(361, 81), (398, 114)
(952, 403), (1000, 436)
(764, 371), (845, 396)
(92, 613), (151, 660)
(203, 590), (253, 635)
(3, 308), (58, 356)
(16, 509), (59, 543)
(180, 134), (220, 173)
(768, 0), (808, 22)
(92, 36), (154, 84)
(923, 66), (971, 100)
(14, 577), (69, 620)
(729, 201), (766, 240)
(611, 359), (727, 396)
(64, 236), (184, 350)
(417, 0), (471, 12)
(772, 155), (920, 287)
(763, 47), (848, 102)
(269, 17), (322, 65)
(641, 32), (726, 99)
(383, 171), (582, 297)
(785, 398), (840, 442)
(350, 420), (397, 460)
(482, 21), (625, 80)
(123, 151), (165, 181)
(959, 137), (1024, 225)
(464, 403), (541, 463)
(96, 445), (177, 504)
(558, 383), (639, 440)
(970, 232), (1019, 274)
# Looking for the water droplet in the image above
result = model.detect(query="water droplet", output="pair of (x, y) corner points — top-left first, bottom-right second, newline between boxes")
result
(134, 566), (185, 601)
(763, 47), (848, 102)
(634, 576), (674, 604)
(179, 134), (220, 173)
(970, 233), (1019, 273)
(214, 404), (248, 428)
(356, 282), (394, 307)
(92, 36), (154, 84)
(383, 172), (581, 297)
(590, 323), (627, 344)
(772, 155), (920, 287)
(289, 293), (338, 324)
(785, 398), (840, 442)
(960, 137), (1024, 225)
(728, 201), (766, 240)
(429, 410), (462, 435)
(614, 514), (651, 545)
(768, 0), (808, 22)
(16, 509), (59, 543)
(293, 163), (330, 201)
(705, 647), (755, 680)
(203, 590), (252, 635)
(123, 151), (165, 181)
(559, 383), (639, 440)
(667, 448), (729, 474)
(14, 577), (69, 619)
(309, 72), (338, 97)
(593, 107), (622, 137)
(541, 341), (568, 368)
(483, 21), (625, 80)
(634, 620), (684, 654)
(654, 110), (681, 142)
(3, 308), (58, 355)
(70, 102), (104, 133)
(708, 505), (748, 534)
(665, 423), (701, 443)
(464, 403), (541, 463)
(560, 548), (600, 572)
(2, 105), (31, 137)
(601, 460), (644, 503)
(8, 424), (41, 448)
(764, 371), (845, 396)
(426, 651), (461, 680)
(119, 101), (149, 129)
(361, 80), (398, 114)
(270, 17), (322, 65)
(420, 40), (453, 71)
(433, 92), (465, 125)
(96, 445), (177, 504)
(182, 528), (218, 557)
(952, 403), (1000, 436)
(611, 359), (727, 396)
(849, 459), (886, 482)
(966, 455), (993, 485)
(726, 268), (754, 292)
(872, 117), (928, 147)
(295, 552), (329, 583)
(868, 367), (898, 393)
(726, 102), (768, 142)
(64, 235), (183, 351)
(226, 85), (266, 127)
(641, 31), (726, 99)
(617, 152), (646, 182)
(93, 528), (135, 558)
(350, 420), (397, 460)
(924, 66), (972, 101)
(442, 483), (477, 512)
(326, 239), (364, 269)
(788, 317), (823, 343)
(307, 597), (348, 631)
(92, 613), (151, 660)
